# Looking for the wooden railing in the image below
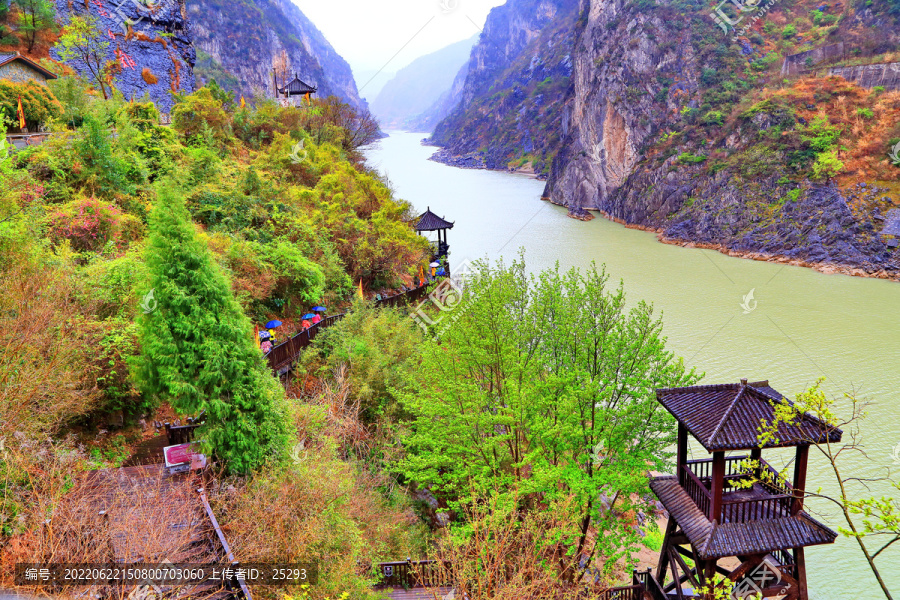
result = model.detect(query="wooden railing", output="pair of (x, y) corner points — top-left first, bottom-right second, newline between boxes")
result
(682, 456), (795, 523)
(374, 560), (450, 588)
(721, 494), (793, 523)
(633, 568), (666, 600)
(681, 463), (711, 518)
(159, 410), (206, 445)
(266, 281), (432, 375)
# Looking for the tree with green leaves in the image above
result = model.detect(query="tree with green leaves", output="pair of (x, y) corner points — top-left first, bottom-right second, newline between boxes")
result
(55, 16), (111, 100)
(397, 256), (697, 581)
(133, 184), (288, 474)
(13, 0), (55, 52)
(754, 380), (899, 600)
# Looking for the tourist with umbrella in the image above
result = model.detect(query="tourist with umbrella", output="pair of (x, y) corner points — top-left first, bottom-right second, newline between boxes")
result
(300, 313), (314, 330)
(265, 319), (282, 344)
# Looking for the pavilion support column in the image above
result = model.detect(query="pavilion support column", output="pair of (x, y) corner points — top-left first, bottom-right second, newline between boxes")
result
(792, 444), (809, 515)
(795, 547), (809, 600)
(711, 451), (726, 522)
(750, 446), (762, 479)
(677, 422), (688, 486)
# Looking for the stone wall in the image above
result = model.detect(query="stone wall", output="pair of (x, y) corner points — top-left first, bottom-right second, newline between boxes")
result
(780, 42), (845, 77)
(827, 62), (900, 90)
(0, 60), (50, 85)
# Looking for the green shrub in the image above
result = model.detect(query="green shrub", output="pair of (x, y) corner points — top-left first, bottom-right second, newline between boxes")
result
(782, 24), (797, 38)
(702, 110), (724, 126)
(856, 107), (874, 119)
(677, 152), (708, 164)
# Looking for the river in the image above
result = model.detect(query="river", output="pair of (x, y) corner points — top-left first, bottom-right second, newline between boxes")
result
(365, 131), (900, 599)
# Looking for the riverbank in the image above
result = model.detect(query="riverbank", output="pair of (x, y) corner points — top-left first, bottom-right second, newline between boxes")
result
(426, 143), (546, 179)
(541, 196), (900, 283)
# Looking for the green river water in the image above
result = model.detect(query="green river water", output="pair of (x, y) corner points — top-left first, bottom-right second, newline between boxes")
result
(365, 131), (900, 599)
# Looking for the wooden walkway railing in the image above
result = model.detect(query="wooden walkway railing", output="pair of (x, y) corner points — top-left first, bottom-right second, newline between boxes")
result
(266, 282), (431, 376)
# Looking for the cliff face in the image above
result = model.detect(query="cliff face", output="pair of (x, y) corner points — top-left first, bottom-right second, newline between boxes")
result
(52, 0), (195, 114)
(544, 0), (900, 277)
(429, 0), (580, 175)
(186, 0), (363, 109)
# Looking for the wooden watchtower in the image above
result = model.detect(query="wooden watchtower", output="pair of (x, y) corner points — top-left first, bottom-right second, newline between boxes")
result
(416, 207), (454, 272)
(650, 379), (842, 599)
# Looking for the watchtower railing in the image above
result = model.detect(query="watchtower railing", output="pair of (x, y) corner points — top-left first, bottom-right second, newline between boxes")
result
(681, 456), (796, 523)
(633, 568), (666, 600)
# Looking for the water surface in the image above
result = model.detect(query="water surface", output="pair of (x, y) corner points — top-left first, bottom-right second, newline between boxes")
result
(366, 132), (900, 598)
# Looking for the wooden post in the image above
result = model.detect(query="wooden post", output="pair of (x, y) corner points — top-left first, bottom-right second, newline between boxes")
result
(792, 444), (809, 515)
(795, 547), (809, 600)
(711, 451), (726, 522)
(677, 422), (688, 486)
(751, 446), (762, 479)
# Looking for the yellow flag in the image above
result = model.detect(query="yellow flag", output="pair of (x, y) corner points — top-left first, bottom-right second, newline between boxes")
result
(357, 280), (364, 299)
(304, 92), (311, 104)
(240, 96), (246, 108)
(16, 96), (26, 129)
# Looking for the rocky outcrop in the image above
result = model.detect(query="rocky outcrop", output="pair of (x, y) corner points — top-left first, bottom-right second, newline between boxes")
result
(52, 0), (195, 114)
(781, 43), (845, 76)
(827, 62), (900, 90)
(429, 0), (579, 175)
(543, 0), (900, 278)
(186, 0), (363, 109)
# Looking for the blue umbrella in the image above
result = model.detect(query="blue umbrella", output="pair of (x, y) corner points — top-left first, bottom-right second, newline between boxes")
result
(265, 320), (282, 329)
(311, 306), (327, 312)
(301, 313), (316, 320)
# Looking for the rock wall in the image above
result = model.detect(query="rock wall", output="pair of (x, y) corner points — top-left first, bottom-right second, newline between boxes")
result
(429, 0), (579, 175)
(780, 42), (845, 77)
(187, 0), (363, 110)
(828, 62), (900, 90)
(52, 0), (195, 115)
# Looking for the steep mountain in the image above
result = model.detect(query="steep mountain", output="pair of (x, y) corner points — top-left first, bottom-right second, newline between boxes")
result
(371, 35), (477, 130)
(407, 56), (470, 133)
(51, 0), (195, 114)
(544, 0), (900, 277)
(186, 0), (363, 109)
(428, 0), (580, 176)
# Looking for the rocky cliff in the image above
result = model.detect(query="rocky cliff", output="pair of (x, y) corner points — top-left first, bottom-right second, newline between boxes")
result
(429, 0), (580, 175)
(51, 0), (195, 114)
(542, 0), (900, 278)
(186, 0), (363, 109)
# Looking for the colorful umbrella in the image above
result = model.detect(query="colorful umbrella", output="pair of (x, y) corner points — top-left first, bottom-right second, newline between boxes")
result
(311, 306), (327, 312)
(301, 313), (316, 320)
(265, 320), (282, 329)
(430, 262), (440, 268)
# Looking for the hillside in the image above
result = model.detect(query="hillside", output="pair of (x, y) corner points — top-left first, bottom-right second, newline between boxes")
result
(371, 35), (477, 131)
(428, 0), (580, 176)
(187, 0), (364, 109)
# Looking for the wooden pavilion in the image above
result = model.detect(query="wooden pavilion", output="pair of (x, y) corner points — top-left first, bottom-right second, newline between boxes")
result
(649, 379), (842, 600)
(274, 71), (317, 104)
(416, 208), (453, 272)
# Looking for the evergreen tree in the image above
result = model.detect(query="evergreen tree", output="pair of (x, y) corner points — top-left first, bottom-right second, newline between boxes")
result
(134, 185), (288, 474)
(14, 0), (55, 52)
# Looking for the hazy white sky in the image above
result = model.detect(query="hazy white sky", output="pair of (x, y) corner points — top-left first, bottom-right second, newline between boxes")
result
(293, 0), (506, 98)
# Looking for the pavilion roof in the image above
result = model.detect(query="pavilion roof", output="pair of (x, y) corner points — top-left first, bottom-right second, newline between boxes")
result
(656, 380), (842, 452)
(278, 75), (317, 95)
(416, 208), (454, 231)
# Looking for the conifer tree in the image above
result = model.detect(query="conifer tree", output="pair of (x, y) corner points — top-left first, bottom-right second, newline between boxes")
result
(134, 185), (288, 474)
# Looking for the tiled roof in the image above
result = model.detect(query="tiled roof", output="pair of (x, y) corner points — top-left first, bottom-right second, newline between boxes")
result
(416, 208), (454, 231)
(0, 52), (58, 80)
(650, 477), (837, 559)
(656, 380), (842, 452)
(278, 75), (317, 95)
